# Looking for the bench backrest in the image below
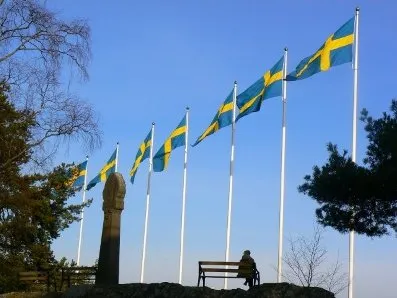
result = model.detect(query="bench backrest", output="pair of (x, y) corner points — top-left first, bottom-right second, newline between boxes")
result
(18, 271), (48, 282)
(63, 267), (96, 277)
(199, 261), (254, 275)
(62, 266), (97, 283)
(63, 266), (97, 274)
(199, 261), (242, 266)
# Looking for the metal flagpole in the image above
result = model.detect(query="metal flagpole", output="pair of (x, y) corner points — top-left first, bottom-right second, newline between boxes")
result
(140, 123), (155, 283)
(115, 142), (120, 172)
(277, 48), (288, 283)
(224, 81), (237, 289)
(349, 7), (360, 298)
(178, 107), (189, 284)
(77, 155), (89, 266)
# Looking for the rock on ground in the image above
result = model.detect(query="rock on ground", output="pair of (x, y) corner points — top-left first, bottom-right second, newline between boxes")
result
(72, 282), (335, 298)
(1, 282), (335, 298)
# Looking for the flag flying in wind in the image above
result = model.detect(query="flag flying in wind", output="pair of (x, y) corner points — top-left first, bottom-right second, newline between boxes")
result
(236, 56), (284, 121)
(67, 160), (87, 190)
(130, 129), (152, 184)
(86, 149), (117, 191)
(286, 17), (354, 81)
(153, 115), (187, 172)
(192, 90), (233, 147)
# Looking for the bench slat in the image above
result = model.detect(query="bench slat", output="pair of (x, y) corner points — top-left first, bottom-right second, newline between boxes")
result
(19, 277), (48, 281)
(201, 268), (252, 273)
(203, 275), (248, 279)
(64, 267), (96, 271)
(69, 266), (96, 270)
(65, 271), (96, 274)
(18, 272), (48, 277)
(199, 261), (242, 266)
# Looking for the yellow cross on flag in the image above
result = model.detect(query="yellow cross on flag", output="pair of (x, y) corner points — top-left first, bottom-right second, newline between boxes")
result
(287, 17), (354, 81)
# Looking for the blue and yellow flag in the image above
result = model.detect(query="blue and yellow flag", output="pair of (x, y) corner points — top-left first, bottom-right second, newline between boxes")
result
(236, 56), (284, 121)
(153, 115), (186, 172)
(130, 129), (152, 184)
(67, 160), (87, 190)
(286, 17), (354, 81)
(86, 149), (117, 191)
(192, 90), (233, 147)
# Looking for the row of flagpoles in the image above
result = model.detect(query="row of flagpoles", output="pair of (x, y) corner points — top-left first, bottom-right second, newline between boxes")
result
(68, 8), (359, 298)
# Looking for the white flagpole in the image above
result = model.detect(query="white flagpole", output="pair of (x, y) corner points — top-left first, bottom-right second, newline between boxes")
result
(224, 81), (237, 289)
(178, 107), (189, 284)
(140, 123), (155, 283)
(277, 48), (288, 283)
(115, 142), (120, 172)
(77, 155), (89, 266)
(349, 7), (359, 298)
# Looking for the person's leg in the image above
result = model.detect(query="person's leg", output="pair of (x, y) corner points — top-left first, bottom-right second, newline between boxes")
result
(248, 278), (253, 288)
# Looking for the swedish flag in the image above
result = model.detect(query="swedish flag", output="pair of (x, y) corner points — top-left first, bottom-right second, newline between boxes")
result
(236, 56), (284, 121)
(153, 115), (187, 172)
(86, 149), (117, 191)
(67, 160), (87, 190)
(192, 90), (233, 147)
(286, 17), (354, 81)
(130, 129), (152, 184)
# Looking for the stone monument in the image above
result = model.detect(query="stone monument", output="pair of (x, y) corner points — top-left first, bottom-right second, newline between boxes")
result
(95, 172), (126, 285)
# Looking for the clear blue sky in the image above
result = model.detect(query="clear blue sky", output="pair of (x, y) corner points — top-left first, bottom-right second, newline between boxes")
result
(49, 1), (396, 297)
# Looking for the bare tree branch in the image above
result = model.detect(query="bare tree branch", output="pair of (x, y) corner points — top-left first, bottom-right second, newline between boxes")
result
(283, 225), (348, 294)
(0, 0), (101, 169)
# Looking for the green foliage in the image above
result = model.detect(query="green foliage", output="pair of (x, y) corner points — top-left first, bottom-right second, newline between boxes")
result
(299, 100), (397, 237)
(0, 82), (34, 172)
(0, 83), (91, 293)
(0, 254), (26, 293)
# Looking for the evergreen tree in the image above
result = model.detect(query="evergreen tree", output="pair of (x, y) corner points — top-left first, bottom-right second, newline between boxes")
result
(0, 83), (89, 293)
(299, 100), (397, 237)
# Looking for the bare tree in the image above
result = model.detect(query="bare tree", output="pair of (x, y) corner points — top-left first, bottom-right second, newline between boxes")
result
(283, 225), (348, 295)
(0, 0), (101, 169)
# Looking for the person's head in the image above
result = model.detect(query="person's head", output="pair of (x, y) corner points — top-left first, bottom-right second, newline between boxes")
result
(243, 250), (251, 256)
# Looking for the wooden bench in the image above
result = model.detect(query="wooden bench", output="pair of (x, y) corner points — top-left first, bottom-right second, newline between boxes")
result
(198, 261), (260, 287)
(61, 266), (97, 287)
(18, 271), (50, 291)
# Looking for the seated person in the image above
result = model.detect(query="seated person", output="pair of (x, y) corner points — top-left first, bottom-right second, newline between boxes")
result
(237, 249), (256, 288)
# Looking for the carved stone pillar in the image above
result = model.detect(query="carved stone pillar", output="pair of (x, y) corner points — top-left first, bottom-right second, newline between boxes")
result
(95, 172), (125, 285)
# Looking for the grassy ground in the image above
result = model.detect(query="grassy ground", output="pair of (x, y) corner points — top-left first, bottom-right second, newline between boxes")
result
(0, 292), (63, 298)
